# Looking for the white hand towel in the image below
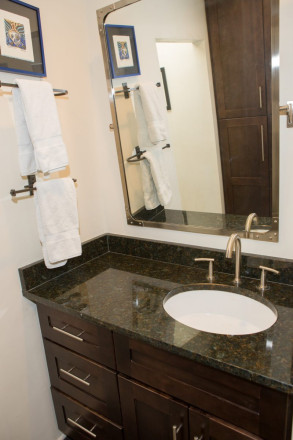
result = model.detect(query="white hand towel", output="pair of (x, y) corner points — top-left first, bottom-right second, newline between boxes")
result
(13, 79), (68, 175)
(138, 82), (168, 144)
(34, 178), (81, 268)
(140, 149), (172, 208)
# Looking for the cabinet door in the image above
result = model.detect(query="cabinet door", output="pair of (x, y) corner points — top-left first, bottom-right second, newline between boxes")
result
(205, 0), (268, 119)
(219, 116), (271, 216)
(189, 408), (261, 440)
(119, 376), (188, 440)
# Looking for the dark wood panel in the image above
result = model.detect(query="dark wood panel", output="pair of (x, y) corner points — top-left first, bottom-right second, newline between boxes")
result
(205, 0), (267, 119)
(51, 388), (123, 440)
(37, 304), (115, 369)
(189, 407), (261, 440)
(43, 339), (121, 423)
(219, 117), (271, 215)
(208, 416), (261, 440)
(119, 375), (188, 440)
(114, 333), (260, 434)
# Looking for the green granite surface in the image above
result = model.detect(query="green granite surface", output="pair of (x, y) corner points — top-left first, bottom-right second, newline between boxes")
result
(22, 252), (293, 393)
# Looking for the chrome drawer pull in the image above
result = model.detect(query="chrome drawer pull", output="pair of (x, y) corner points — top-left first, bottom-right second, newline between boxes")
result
(60, 367), (90, 386)
(172, 424), (182, 440)
(67, 417), (96, 438)
(52, 324), (84, 342)
(261, 125), (265, 162)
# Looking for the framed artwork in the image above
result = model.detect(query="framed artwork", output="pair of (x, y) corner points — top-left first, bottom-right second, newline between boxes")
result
(0, 0), (46, 77)
(105, 24), (140, 78)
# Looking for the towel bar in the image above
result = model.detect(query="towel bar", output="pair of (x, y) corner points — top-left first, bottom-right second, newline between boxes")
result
(0, 81), (68, 97)
(127, 144), (171, 163)
(10, 176), (77, 197)
(114, 82), (161, 99)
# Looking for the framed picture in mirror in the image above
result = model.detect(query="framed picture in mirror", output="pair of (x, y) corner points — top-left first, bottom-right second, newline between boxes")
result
(105, 24), (140, 78)
(0, 0), (46, 77)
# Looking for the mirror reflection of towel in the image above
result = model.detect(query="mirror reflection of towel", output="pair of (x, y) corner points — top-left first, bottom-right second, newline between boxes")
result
(140, 149), (172, 209)
(138, 82), (168, 144)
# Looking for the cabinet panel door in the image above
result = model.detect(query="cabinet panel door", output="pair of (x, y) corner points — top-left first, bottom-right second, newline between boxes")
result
(208, 417), (262, 440)
(189, 408), (262, 440)
(219, 116), (271, 216)
(119, 376), (188, 440)
(205, 0), (268, 119)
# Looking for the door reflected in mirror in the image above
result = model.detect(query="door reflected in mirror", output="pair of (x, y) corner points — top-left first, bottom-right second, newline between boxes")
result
(99, 0), (279, 241)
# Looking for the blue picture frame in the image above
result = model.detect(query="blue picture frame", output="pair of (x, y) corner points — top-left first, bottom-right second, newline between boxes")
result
(0, 0), (46, 77)
(105, 24), (140, 79)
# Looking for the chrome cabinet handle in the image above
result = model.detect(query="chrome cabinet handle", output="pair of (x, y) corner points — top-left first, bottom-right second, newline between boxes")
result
(260, 125), (265, 162)
(52, 324), (84, 342)
(194, 436), (203, 440)
(60, 367), (90, 386)
(67, 417), (96, 438)
(259, 86), (263, 109)
(172, 424), (183, 440)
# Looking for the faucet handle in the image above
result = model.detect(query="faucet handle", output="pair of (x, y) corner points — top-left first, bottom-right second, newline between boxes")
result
(259, 265), (280, 292)
(194, 258), (214, 283)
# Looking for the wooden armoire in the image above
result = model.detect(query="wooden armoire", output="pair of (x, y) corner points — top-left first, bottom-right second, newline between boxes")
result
(205, 0), (272, 216)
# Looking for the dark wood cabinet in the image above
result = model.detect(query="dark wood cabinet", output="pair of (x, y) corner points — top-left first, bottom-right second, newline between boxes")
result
(219, 116), (271, 216)
(190, 407), (261, 440)
(205, 0), (272, 216)
(205, 0), (268, 119)
(119, 376), (189, 440)
(37, 304), (292, 440)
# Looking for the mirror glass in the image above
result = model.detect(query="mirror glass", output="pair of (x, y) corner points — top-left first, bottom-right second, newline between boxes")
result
(100, 0), (279, 242)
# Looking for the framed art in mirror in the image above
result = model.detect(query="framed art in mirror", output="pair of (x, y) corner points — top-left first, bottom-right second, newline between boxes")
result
(0, 0), (46, 77)
(105, 24), (140, 78)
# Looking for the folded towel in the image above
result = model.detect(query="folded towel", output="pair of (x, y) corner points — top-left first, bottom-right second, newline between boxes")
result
(138, 82), (168, 144)
(34, 178), (81, 268)
(13, 79), (68, 175)
(140, 149), (172, 209)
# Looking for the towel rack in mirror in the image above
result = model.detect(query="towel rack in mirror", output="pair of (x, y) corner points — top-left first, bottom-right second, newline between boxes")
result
(10, 175), (77, 197)
(127, 144), (171, 163)
(114, 82), (161, 99)
(0, 81), (68, 97)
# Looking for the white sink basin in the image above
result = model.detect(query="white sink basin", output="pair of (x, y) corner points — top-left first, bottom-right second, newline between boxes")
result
(163, 287), (277, 335)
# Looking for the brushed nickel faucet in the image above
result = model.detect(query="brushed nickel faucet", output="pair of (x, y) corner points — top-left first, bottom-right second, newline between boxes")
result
(245, 213), (258, 236)
(226, 233), (241, 285)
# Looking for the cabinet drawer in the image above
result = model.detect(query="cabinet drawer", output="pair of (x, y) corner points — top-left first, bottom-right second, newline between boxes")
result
(114, 334), (290, 438)
(44, 339), (121, 424)
(37, 304), (115, 369)
(52, 388), (123, 440)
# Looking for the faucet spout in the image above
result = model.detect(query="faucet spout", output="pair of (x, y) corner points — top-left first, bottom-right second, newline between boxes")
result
(245, 213), (258, 236)
(225, 233), (241, 285)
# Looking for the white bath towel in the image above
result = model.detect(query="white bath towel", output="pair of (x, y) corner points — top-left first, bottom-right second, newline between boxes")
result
(138, 82), (168, 144)
(13, 79), (68, 175)
(140, 149), (172, 209)
(34, 178), (81, 269)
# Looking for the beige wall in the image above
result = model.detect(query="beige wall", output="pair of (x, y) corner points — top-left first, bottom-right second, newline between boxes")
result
(0, 0), (293, 439)
(0, 0), (109, 438)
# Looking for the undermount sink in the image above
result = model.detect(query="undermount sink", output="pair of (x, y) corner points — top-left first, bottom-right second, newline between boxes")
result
(163, 286), (277, 335)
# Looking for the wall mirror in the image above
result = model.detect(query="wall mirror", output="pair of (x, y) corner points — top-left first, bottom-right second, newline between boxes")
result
(97, 0), (279, 242)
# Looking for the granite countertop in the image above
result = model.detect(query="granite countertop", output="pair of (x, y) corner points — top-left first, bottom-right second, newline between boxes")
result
(21, 251), (293, 394)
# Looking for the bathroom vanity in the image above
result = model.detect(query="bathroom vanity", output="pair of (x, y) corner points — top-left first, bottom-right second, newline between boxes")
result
(21, 235), (293, 440)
